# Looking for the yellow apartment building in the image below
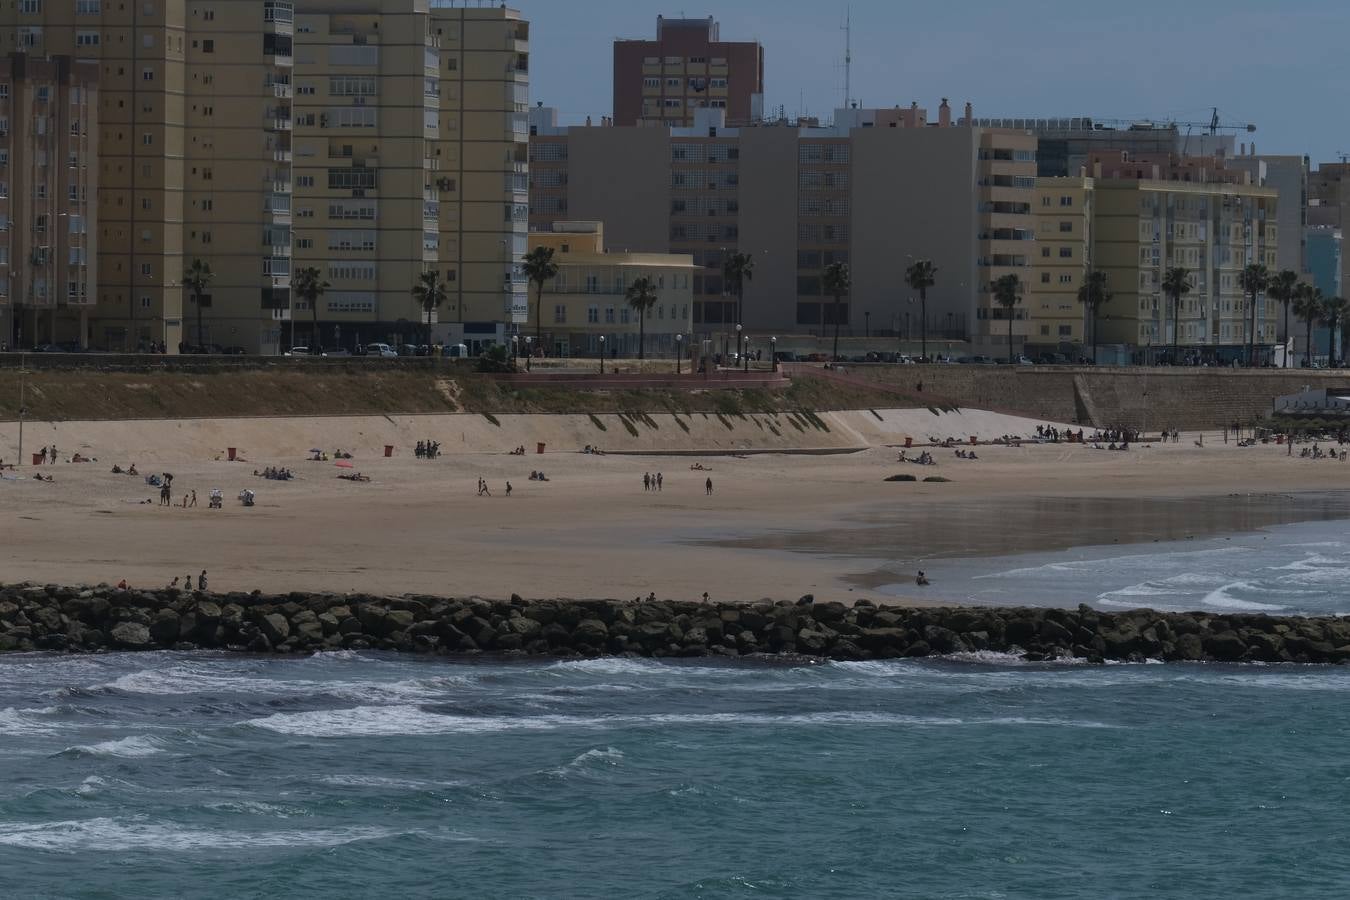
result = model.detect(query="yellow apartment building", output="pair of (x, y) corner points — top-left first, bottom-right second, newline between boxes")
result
(0, 53), (99, 349)
(0, 0), (527, 353)
(526, 221), (693, 358)
(1029, 175), (1092, 355)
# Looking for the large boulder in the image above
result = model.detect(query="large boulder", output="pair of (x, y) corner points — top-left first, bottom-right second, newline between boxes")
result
(149, 609), (181, 644)
(110, 621), (152, 649)
(259, 613), (291, 645)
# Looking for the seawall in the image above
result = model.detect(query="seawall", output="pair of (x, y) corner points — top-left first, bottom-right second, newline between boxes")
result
(824, 365), (1348, 430)
(6, 584), (1350, 665)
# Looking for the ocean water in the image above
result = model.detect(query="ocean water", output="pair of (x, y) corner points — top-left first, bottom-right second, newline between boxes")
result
(889, 517), (1350, 615)
(3, 651), (1350, 898)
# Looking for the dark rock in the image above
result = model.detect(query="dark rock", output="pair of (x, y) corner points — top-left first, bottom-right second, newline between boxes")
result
(149, 610), (181, 644)
(259, 613), (291, 645)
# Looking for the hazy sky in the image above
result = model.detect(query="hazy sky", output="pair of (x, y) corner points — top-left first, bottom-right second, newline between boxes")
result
(518, 0), (1347, 165)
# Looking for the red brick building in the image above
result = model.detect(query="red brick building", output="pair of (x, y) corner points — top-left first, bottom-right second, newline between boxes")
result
(613, 16), (763, 127)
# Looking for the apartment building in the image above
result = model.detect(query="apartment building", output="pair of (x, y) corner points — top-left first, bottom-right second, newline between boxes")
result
(1089, 152), (1279, 363)
(526, 221), (693, 358)
(1027, 175), (1092, 355)
(0, 53), (99, 350)
(613, 16), (763, 127)
(1, 0), (526, 353)
(530, 101), (1038, 357)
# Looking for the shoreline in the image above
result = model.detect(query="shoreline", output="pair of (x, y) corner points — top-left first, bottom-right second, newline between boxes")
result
(5, 583), (1350, 666)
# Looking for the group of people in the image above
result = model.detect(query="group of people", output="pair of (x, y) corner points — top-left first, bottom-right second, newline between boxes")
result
(1299, 444), (1347, 462)
(1092, 426), (1141, 444)
(1035, 426), (1086, 443)
(528, 470), (550, 481)
(168, 571), (209, 591)
(1159, 429), (1182, 443)
(111, 463), (140, 476)
(255, 467), (294, 481)
(643, 472), (664, 492)
(899, 450), (935, 465)
(415, 440), (441, 459)
(338, 472), (371, 482)
(583, 445), (605, 455)
(953, 448), (979, 460)
(34, 445), (59, 465)
(508, 445), (528, 456)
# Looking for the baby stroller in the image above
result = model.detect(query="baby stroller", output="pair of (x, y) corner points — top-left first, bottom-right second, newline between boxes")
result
(238, 489), (255, 507)
(208, 488), (223, 509)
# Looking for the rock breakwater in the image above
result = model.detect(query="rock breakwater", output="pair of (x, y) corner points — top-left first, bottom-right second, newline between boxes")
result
(5, 584), (1350, 664)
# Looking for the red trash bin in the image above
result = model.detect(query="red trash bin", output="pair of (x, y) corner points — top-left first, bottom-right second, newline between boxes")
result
(904, 437), (913, 448)
(227, 447), (237, 461)
(32, 453), (42, 465)
(536, 442), (546, 454)
(970, 436), (978, 445)
(384, 445), (394, 458)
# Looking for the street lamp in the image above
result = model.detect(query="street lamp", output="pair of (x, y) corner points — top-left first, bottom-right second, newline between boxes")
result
(598, 335), (605, 374)
(511, 334), (518, 367)
(735, 324), (743, 372)
(744, 337), (751, 372)
(864, 310), (870, 339)
(676, 333), (683, 375)
(770, 336), (777, 372)
(525, 335), (532, 371)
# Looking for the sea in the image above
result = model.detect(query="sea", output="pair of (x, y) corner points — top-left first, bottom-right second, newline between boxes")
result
(885, 517), (1350, 616)
(4, 647), (1350, 898)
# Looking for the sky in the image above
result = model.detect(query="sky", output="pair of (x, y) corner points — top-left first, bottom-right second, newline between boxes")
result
(516, 0), (1349, 165)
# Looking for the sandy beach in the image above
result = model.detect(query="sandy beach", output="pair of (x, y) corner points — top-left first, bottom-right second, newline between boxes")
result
(1, 410), (1345, 603)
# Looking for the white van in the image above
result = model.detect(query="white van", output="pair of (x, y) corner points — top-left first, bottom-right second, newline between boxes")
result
(365, 343), (397, 358)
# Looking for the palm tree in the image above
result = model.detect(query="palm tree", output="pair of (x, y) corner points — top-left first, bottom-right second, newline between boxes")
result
(1161, 266), (1191, 360)
(1293, 284), (1322, 367)
(411, 270), (448, 347)
(905, 259), (937, 361)
(1238, 263), (1269, 366)
(993, 274), (1022, 364)
(722, 251), (754, 327)
(1266, 269), (1300, 368)
(624, 276), (658, 361)
(522, 246), (559, 351)
(292, 266), (329, 353)
(1076, 270), (1111, 363)
(823, 261), (851, 361)
(1321, 295), (1347, 368)
(183, 258), (214, 351)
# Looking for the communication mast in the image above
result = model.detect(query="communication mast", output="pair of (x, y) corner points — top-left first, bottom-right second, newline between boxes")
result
(842, 8), (852, 109)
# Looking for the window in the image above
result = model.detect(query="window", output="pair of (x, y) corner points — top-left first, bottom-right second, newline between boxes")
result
(76, 0), (100, 12)
(1059, 274), (1073, 284)
(554, 304), (566, 324)
(1060, 196), (1073, 207)
(329, 75), (377, 97)
(604, 306), (615, 324)
(587, 305), (598, 323)
(140, 263), (152, 276)
(143, 68), (155, 82)
(1041, 272), (1051, 284)
(1059, 221), (1073, 232)
(76, 31), (100, 46)
(202, 39), (214, 53)
(1059, 325), (1072, 337)
(1041, 247), (1050, 258)
(1059, 247), (1072, 258)
(19, 0), (41, 12)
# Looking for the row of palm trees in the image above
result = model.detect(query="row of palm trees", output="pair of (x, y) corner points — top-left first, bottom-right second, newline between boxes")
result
(184, 257), (454, 353)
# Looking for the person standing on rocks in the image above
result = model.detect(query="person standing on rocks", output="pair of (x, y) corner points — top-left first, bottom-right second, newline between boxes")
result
(199, 570), (208, 591)
(184, 574), (193, 591)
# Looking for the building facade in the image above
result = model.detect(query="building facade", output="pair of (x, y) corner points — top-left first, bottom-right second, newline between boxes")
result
(612, 16), (763, 128)
(0, 53), (99, 349)
(525, 221), (693, 358)
(1027, 175), (1092, 355)
(1087, 154), (1279, 363)
(0, 0), (527, 354)
(529, 102), (1037, 357)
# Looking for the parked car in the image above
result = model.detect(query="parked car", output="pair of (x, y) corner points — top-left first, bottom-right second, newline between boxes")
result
(284, 346), (311, 356)
(364, 343), (398, 358)
(443, 343), (470, 358)
(321, 347), (352, 357)
(33, 344), (64, 352)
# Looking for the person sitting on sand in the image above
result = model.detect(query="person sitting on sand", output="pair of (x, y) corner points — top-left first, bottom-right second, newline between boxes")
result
(916, 570), (930, 587)
(128, 464), (138, 477)
(111, 464), (123, 474)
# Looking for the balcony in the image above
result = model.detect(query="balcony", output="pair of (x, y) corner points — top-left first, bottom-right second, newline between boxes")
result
(271, 117), (293, 132)
(269, 179), (292, 194)
(271, 83), (293, 100)
(273, 149), (292, 163)
(263, 257), (291, 278)
(264, 1), (293, 25)
(271, 244), (292, 258)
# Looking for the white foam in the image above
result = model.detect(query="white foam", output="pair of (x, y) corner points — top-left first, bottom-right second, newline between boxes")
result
(243, 705), (1117, 737)
(317, 774), (465, 790)
(101, 666), (470, 703)
(0, 818), (408, 853)
(64, 735), (165, 758)
(544, 658), (663, 676)
(0, 707), (60, 736)
(1201, 583), (1287, 612)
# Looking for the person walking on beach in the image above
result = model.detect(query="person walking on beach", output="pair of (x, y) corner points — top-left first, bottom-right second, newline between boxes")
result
(643, 472), (651, 492)
(656, 472), (663, 492)
(705, 476), (713, 495)
(505, 481), (513, 497)
(189, 489), (197, 508)
(38, 447), (47, 465)
(50, 445), (57, 464)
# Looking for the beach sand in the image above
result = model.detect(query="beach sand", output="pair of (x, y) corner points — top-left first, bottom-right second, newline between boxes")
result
(0, 413), (1343, 604)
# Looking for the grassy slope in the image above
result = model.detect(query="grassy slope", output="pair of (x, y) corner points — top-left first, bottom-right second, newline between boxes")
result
(0, 368), (918, 422)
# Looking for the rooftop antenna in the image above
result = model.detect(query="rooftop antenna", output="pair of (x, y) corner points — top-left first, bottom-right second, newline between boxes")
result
(842, 7), (852, 110)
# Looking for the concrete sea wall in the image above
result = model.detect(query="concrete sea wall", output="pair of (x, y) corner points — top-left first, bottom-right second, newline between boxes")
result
(6, 584), (1350, 665)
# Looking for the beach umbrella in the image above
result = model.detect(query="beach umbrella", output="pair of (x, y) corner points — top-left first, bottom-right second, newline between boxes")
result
(335, 460), (354, 469)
